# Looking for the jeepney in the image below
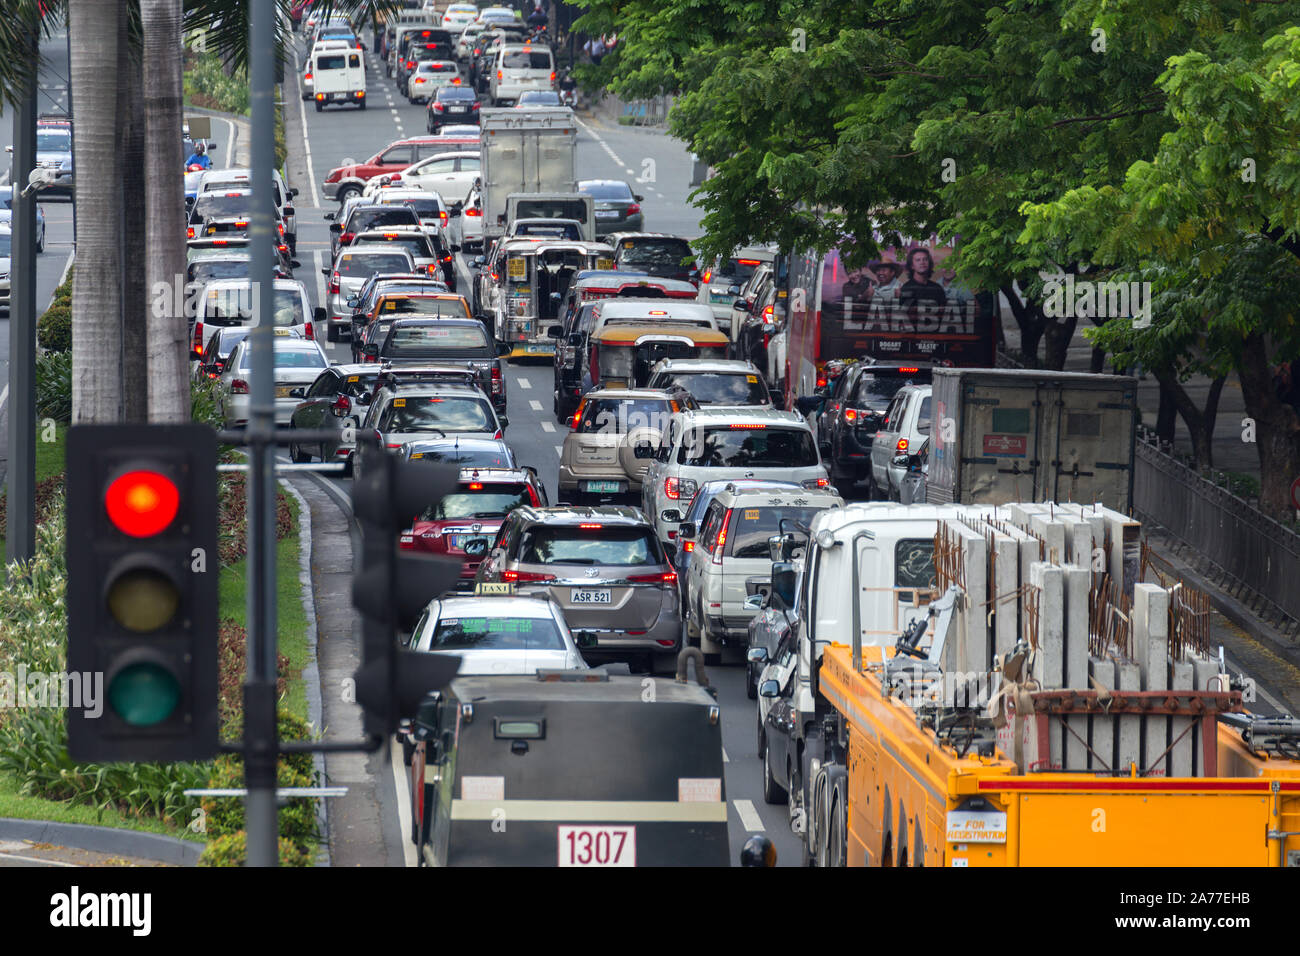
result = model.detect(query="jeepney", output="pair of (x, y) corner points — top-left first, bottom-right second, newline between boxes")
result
(480, 238), (614, 358)
(408, 667), (729, 866)
(584, 321), (730, 392)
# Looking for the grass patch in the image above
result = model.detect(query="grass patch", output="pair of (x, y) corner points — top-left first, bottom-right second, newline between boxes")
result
(218, 490), (310, 721)
(0, 422), (68, 555)
(0, 770), (203, 842)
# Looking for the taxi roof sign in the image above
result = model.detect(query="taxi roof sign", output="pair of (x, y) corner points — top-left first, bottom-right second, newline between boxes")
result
(475, 582), (515, 596)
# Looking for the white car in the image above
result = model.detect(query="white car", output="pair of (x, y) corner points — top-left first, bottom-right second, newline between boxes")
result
(409, 593), (588, 675)
(488, 43), (555, 106)
(440, 4), (480, 34)
(449, 180), (484, 252)
(371, 188), (450, 242)
(644, 358), (775, 409)
(324, 246), (417, 340)
(407, 59), (462, 103)
(391, 150), (481, 205)
(869, 383), (932, 500)
(640, 408), (831, 546)
(192, 277), (321, 357)
(219, 337), (329, 427)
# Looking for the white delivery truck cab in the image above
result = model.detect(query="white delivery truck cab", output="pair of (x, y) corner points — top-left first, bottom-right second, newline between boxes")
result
(312, 47), (366, 111)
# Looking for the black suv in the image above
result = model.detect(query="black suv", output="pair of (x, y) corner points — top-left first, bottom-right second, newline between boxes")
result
(362, 316), (510, 413)
(800, 361), (933, 487)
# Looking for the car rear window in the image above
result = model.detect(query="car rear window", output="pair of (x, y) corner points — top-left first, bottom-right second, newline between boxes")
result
(686, 427), (818, 468)
(382, 197), (444, 219)
(726, 506), (830, 559)
(410, 446), (516, 468)
(439, 88), (476, 101)
(580, 182), (633, 201)
(356, 235), (434, 259)
(386, 322), (486, 351)
(205, 287), (305, 328)
(716, 257), (764, 282)
(380, 297), (470, 319)
(420, 484), (532, 520)
(338, 252), (412, 276)
(240, 346), (324, 370)
(381, 395), (493, 432)
(577, 397), (675, 433)
(852, 370), (932, 408)
(315, 54), (347, 70)
(618, 239), (694, 268)
(350, 208), (421, 232)
(662, 372), (766, 406)
(516, 526), (660, 566)
(191, 194), (252, 219)
(189, 260), (250, 283)
(431, 615), (564, 651)
(502, 50), (553, 69)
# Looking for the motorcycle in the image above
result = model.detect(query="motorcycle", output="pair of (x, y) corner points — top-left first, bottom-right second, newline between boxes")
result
(559, 87), (576, 108)
(186, 162), (208, 172)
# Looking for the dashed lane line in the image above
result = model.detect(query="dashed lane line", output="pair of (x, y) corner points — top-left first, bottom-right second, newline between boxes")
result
(733, 799), (764, 832)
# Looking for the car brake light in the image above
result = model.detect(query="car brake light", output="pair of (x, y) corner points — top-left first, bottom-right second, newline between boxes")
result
(626, 203), (640, 215)
(386, 443), (404, 449)
(664, 476), (696, 500)
(550, 71), (556, 83)
(316, 93), (325, 100)
(466, 206), (481, 216)
(737, 259), (761, 266)
(729, 423), (766, 429)
(578, 523), (603, 530)
(231, 378), (249, 394)
(898, 367), (919, 374)
(329, 272), (341, 294)
(628, 570), (676, 584)
(330, 394), (352, 418)
(497, 70), (502, 80)
(433, 103), (445, 111)
(503, 570), (556, 583)
(816, 375), (827, 388)
(305, 72), (312, 80)
(234, 220), (248, 228)
(491, 365), (502, 394)
(471, 101), (480, 110)
(191, 321), (203, 356)
(712, 510), (733, 565)
(897, 438), (909, 452)
(304, 321), (314, 340)
(440, 211), (448, 227)
(802, 477), (829, 489)
(468, 482), (484, 490)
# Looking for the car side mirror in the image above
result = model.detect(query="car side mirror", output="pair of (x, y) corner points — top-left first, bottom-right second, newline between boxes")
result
(567, 332), (583, 345)
(290, 259), (303, 269)
(450, 243), (461, 252)
(744, 595), (766, 614)
(768, 387), (784, 407)
(892, 453), (910, 467)
(289, 386), (307, 398)
(726, 284), (740, 295)
(549, 292), (561, 302)
(633, 440), (654, 460)
(795, 395), (825, 415)
(634, 194), (644, 202)
(677, 520), (696, 540)
(546, 325), (563, 338)
(321, 267), (331, 277)
(323, 212), (336, 221)
(733, 299), (748, 309)
(346, 295), (359, 307)
(767, 534), (785, 563)
(660, 509), (682, 523)
(290, 187), (300, 198)
(771, 562), (797, 608)
(471, 256), (485, 267)
(574, 630), (598, 649)
(746, 643), (768, 662)
(313, 307), (326, 323)
(498, 415), (510, 428)
(758, 679), (780, 699)
(329, 223), (342, 233)
(463, 537), (489, 558)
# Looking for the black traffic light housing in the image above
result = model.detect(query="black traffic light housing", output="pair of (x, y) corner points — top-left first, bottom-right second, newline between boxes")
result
(352, 452), (463, 738)
(65, 424), (219, 763)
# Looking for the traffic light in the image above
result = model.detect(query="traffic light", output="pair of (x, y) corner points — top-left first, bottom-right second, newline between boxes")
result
(351, 451), (463, 738)
(65, 424), (219, 763)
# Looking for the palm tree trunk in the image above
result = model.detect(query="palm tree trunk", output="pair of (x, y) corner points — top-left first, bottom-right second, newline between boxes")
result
(142, 0), (190, 421)
(68, 0), (125, 423)
(119, 7), (149, 421)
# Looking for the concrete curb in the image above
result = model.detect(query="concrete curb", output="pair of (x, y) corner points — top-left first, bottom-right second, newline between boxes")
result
(0, 818), (203, 866)
(278, 476), (332, 867)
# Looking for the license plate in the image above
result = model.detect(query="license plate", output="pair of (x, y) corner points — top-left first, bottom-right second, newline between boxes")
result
(558, 825), (634, 867)
(275, 386), (293, 397)
(570, 588), (611, 604)
(582, 480), (622, 494)
(596, 210), (618, 219)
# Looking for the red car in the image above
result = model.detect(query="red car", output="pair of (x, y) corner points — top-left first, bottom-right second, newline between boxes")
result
(399, 467), (549, 587)
(322, 135), (480, 204)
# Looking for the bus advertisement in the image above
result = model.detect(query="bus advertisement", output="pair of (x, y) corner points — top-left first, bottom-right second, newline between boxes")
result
(781, 239), (998, 404)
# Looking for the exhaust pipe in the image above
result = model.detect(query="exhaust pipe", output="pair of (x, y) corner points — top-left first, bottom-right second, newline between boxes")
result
(675, 646), (710, 688)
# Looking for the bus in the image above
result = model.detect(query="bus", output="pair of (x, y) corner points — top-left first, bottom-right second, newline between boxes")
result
(779, 238), (999, 404)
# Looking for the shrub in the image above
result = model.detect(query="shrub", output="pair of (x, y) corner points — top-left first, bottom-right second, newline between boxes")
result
(34, 350), (72, 422)
(191, 374), (225, 432)
(37, 303), (72, 352)
(198, 831), (313, 867)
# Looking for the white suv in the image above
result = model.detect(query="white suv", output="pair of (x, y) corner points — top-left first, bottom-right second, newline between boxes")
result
(681, 484), (843, 660)
(869, 383), (932, 500)
(644, 358), (774, 409)
(638, 407), (830, 547)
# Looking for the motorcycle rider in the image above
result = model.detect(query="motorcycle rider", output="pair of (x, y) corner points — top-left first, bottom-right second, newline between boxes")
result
(557, 66), (577, 106)
(185, 140), (212, 170)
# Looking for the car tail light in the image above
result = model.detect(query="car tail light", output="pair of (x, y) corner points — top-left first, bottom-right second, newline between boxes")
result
(816, 375), (827, 388)
(440, 210), (448, 227)
(471, 101), (480, 110)
(711, 510), (733, 565)
(329, 272), (341, 294)
(664, 476), (696, 500)
(737, 258), (761, 266)
(490, 365), (502, 394)
(898, 367), (919, 374)
(844, 407), (857, 422)
(896, 438), (909, 452)
(304, 321), (314, 340)
(305, 72), (313, 81)
(339, 231), (354, 244)
(406, 60), (416, 69)
(452, 77), (462, 85)
(465, 206), (481, 216)
(433, 102), (446, 111)
(549, 71), (556, 83)
(802, 477), (829, 489)
(316, 93), (325, 101)
(330, 394), (352, 418)
(234, 220), (248, 228)
(468, 482), (484, 490)
(626, 203), (640, 215)
(230, 378), (249, 394)
(497, 70), (502, 80)
(628, 570), (677, 584)
(503, 569), (556, 583)
(701, 269), (712, 283)
(191, 321), (203, 356)
(386, 442), (404, 450)
(187, 226), (195, 239)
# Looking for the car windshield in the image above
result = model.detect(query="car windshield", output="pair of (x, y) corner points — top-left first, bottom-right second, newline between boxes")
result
(727, 506), (830, 559)
(386, 322), (486, 351)
(431, 614), (564, 651)
(350, 208), (420, 232)
(337, 252), (412, 276)
(581, 182), (633, 201)
(205, 287), (305, 328)
(381, 396), (493, 432)
(618, 239), (694, 268)
(240, 346), (325, 370)
(37, 129), (70, 152)
(517, 526), (659, 566)
(355, 235), (433, 258)
(420, 484), (531, 519)
(852, 372), (930, 408)
(384, 198), (444, 219)
(411, 446), (515, 467)
(686, 427), (818, 468)
(664, 373), (766, 405)
(578, 398), (674, 434)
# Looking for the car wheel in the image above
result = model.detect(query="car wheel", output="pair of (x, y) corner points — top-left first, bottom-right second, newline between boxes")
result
(314, 100), (323, 112)
(761, 732), (787, 804)
(337, 184), (361, 204)
(326, 322), (339, 343)
(746, 664), (758, 700)
(289, 435), (310, 463)
(358, 98), (367, 110)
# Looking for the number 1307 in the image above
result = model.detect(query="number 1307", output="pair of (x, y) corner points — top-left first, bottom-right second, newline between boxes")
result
(558, 826), (635, 867)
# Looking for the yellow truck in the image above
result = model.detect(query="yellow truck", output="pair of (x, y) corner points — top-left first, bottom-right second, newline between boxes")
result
(763, 502), (1300, 866)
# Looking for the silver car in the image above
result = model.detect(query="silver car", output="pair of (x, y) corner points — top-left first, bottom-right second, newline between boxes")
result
(324, 246), (416, 341)
(219, 337), (330, 427)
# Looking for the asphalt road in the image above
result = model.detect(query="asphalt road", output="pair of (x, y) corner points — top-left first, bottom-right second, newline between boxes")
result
(284, 31), (804, 866)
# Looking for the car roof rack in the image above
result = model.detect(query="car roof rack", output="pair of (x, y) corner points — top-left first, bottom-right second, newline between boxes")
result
(375, 366), (479, 392)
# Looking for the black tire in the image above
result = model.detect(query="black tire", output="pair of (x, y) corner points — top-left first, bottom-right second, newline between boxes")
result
(314, 100), (323, 112)
(358, 97), (367, 110)
(760, 731), (787, 804)
(36, 232), (44, 254)
(337, 184), (361, 204)
(289, 435), (310, 463)
(829, 790), (847, 867)
(746, 664), (758, 700)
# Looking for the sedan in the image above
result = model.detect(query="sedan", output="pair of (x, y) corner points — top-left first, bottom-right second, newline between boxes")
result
(0, 186), (45, 253)
(427, 87), (481, 132)
(219, 337), (329, 428)
(515, 90), (561, 107)
(409, 594), (588, 675)
(578, 180), (644, 236)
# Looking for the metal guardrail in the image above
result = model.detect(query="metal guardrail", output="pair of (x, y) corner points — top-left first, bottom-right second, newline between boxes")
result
(1133, 435), (1300, 635)
(621, 96), (670, 126)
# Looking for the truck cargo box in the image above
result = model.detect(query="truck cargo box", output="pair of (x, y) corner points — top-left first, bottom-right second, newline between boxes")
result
(479, 108), (578, 242)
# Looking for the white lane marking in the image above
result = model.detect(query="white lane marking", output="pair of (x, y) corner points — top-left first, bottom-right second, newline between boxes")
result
(390, 737), (417, 868)
(733, 798), (764, 832)
(314, 249), (327, 314)
(573, 115), (627, 170)
(722, 747), (729, 763)
(541, 421), (555, 433)
(529, 399), (543, 411)
(554, 445), (563, 456)
(624, 168), (634, 176)
(517, 378), (531, 389)
(292, 44), (322, 208)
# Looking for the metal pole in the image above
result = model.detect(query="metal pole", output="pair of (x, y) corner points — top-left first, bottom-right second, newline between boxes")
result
(65, 20), (75, 246)
(244, 0), (279, 867)
(6, 12), (38, 571)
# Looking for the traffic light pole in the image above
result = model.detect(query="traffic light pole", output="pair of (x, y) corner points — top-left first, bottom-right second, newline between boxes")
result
(244, 0), (279, 869)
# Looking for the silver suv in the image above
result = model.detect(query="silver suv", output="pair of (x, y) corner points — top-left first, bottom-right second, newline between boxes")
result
(643, 358), (775, 409)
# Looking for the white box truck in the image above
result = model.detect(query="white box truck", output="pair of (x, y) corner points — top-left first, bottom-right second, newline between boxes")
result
(479, 107), (579, 244)
(927, 367), (1139, 510)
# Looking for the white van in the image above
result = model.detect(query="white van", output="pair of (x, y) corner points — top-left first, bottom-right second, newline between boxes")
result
(312, 48), (366, 111)
(192, 278), (322, 357)
(489, 44), (554, 105)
